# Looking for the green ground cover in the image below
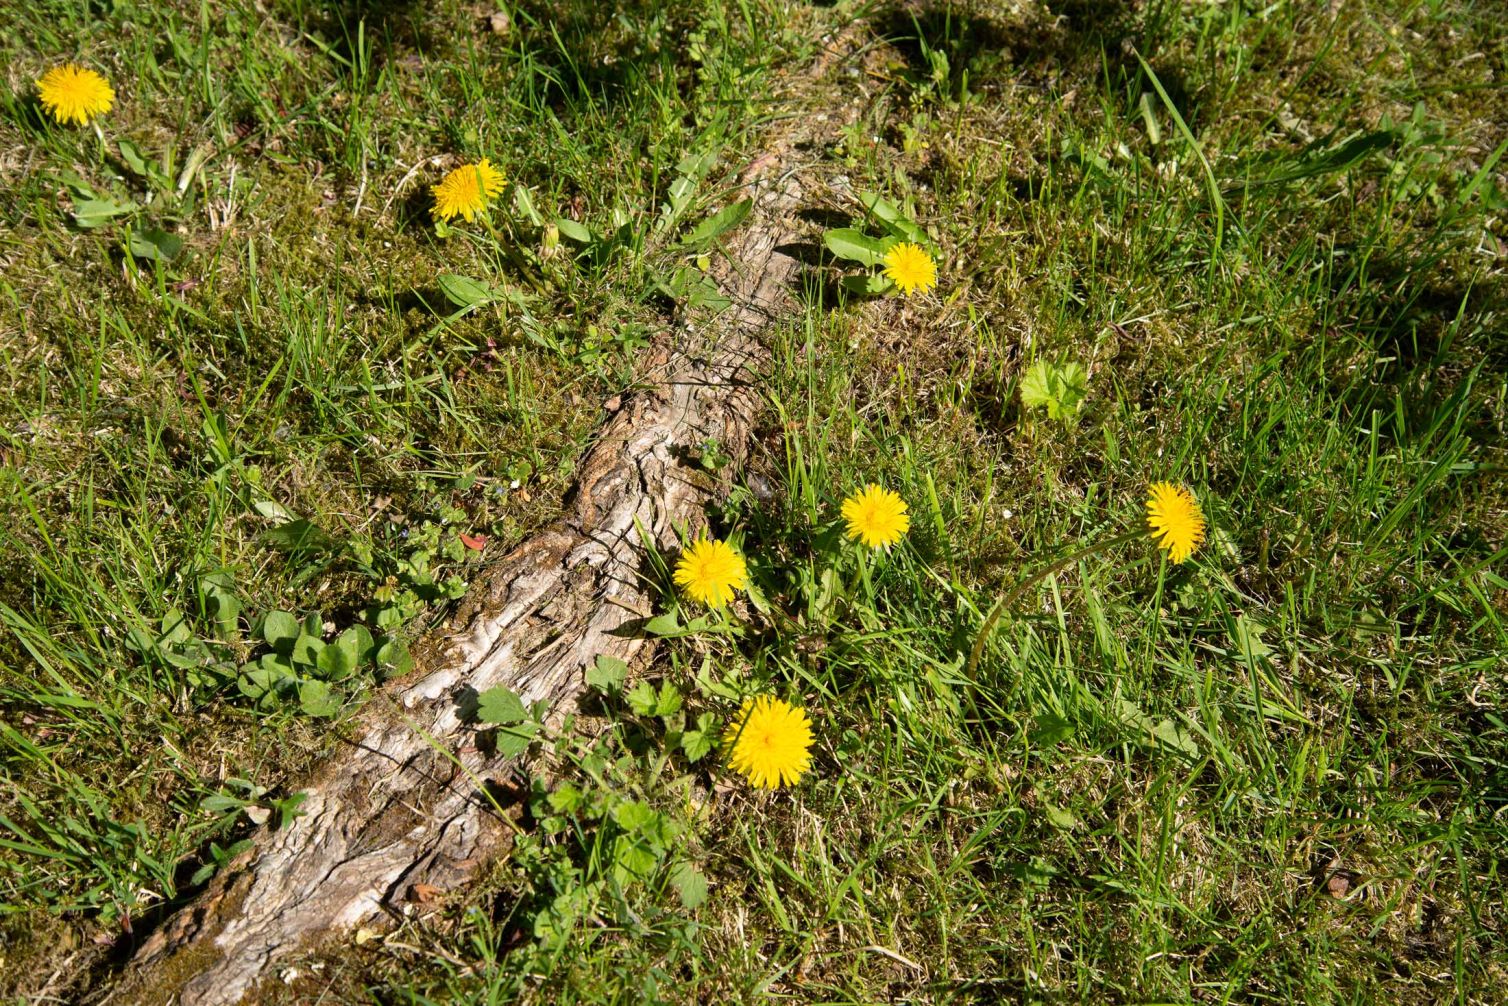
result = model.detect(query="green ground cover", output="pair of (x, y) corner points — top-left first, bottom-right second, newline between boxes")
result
(2, 0), (1505, 1002)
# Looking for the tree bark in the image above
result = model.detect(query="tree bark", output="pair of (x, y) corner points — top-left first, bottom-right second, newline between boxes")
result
(107, 80), (837, 1006)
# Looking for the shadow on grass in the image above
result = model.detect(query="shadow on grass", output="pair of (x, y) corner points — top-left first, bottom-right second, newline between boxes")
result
(872, 0), (1201, 129)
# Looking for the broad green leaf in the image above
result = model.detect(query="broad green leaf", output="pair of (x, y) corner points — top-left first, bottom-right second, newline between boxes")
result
(687, 274), (731, 311)
(201, 793), (252, 815)
(199, 572), (240, 641)
(476, 685), (527, 724)
(625, 680), (659, 716)
(1115, 697), (1153, 731)
(117, 139), (151, 177)
(673, 149), (718, 180)
(494, 719), (538, 757)
(742, 577), (770, 615)
(860, 191), (904, 226)
(1151, 717), (1200, 758)
(679, 198), (752, 250)
(822, 228), (893, 267)
(190, 838), (254, 886)
(586, 654), (628, 695)
(1031, 713), (1074, 747)
(1020, 360), (1088, 420)
(261, 611), (300, 651)
(554, 217), (594, 244)
(261, 518), (335, 554)
(1010, 857), (1058, 889)
(259, 652), (296, 678)
(316, 640), (354, 679)
(654, 267), (691, 301)
(127, 227), (184, 262)
(840, 273), (893, 297)
(160, 608), (195, 645)
(658, 150), (715, 231)
(1019, 360), (1056, 411)
(124, 628), (157, 654)
(859, 191), (926, 243)
(375, 639), (413, 678)
(655, 682), (683, 717)
(613, 835), (659, 882)
(655, 266), (729, 310)
(336, 625), (375, 665)
(290, 633), (324, 668)
(612, 800), (658, 833)
(694, 661), (740, 700)
(72, 198), (137, 229)
(547, 783), (583, 814)
(1043, 803), (1078, 830)
(437, 273), (495, 309)
(680, 716), (714, 762)
(252, 500), (297, 523)
(644, 612), (680, 637)
(58, 172), (97, 200)
(1052, 361), (1089, 419)
(669, 860), (709, 909)
(663, 175), (696, 221)
(298, 679), (340, 718)
(162, 642), (209, 668)
(238, 657), (292, 701)
(272, 792), (308, 829)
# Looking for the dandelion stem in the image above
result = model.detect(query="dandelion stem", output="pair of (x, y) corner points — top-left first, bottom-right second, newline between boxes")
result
(856, 545), (874, 603)
(1143, 552), (1168, 669)
(965, 528), (1146, 677)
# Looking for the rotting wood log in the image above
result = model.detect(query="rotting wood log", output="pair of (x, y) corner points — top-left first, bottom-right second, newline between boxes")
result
(104, 44), (855, 1006)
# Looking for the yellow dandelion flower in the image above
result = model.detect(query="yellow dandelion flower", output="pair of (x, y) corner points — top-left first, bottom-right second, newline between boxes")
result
(430, 158), (506, 222)
(882, 242), (937, 297)
(37, 64), (115, 126)
(841, 484), (910, 549)
(673, 537), (747, 608)
(723, 695), (814, 789)
(1146, 481), (1206, 564)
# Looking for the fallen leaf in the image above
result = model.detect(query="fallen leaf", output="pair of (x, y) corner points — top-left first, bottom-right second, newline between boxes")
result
(408, 883), (443, 904)
(459, 532), (489, 551)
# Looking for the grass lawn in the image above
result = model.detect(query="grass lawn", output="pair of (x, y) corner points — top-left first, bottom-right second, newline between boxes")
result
(2, 0), (1506, 1002)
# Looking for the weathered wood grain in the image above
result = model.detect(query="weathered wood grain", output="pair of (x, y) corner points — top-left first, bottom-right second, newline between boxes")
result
(108, 99), (831, 1006)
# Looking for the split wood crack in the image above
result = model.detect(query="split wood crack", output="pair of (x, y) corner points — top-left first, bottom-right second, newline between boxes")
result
(106, 37), (859, 1005)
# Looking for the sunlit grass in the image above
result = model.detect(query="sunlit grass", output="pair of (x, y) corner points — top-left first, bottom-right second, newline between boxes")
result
(1, 0), (1505, 1002)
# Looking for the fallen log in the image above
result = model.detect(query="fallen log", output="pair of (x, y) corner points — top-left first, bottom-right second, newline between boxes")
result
(105, 61), (845, 1006)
